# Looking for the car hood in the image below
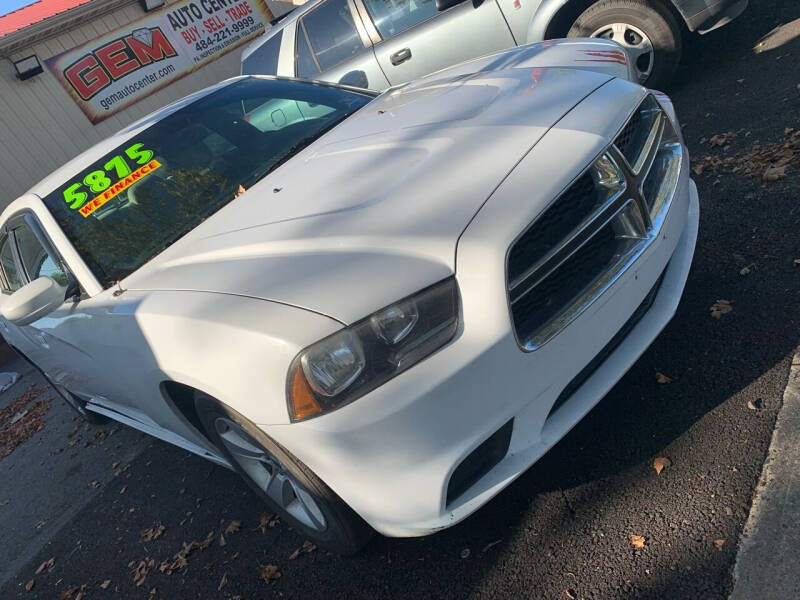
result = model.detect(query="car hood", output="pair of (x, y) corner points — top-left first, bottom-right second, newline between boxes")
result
(124, 66), (613, 324)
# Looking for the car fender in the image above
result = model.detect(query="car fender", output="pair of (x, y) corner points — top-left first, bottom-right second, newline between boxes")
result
(127, 290), (344, 427)
(525, 0), (573, 43)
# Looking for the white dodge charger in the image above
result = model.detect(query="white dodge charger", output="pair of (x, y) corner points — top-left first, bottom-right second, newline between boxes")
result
(0, 39), (698, 553)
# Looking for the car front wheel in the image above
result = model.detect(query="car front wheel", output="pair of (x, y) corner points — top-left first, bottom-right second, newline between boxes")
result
(195, 393), (373, 555)
(568, 0), (682, 89)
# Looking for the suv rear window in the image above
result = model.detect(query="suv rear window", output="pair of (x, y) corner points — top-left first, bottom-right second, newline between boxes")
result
(242, 30), (283, 76)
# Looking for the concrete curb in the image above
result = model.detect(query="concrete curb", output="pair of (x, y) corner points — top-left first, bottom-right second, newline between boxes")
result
(730, 347), (800, 599)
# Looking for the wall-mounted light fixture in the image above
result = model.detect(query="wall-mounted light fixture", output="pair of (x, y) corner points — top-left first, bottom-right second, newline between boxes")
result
(13, 55), (43, 80)
(140, 0), (166, 11)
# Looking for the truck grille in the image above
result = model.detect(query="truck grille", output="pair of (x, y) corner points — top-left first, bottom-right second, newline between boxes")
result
(507, 95), (682, 351)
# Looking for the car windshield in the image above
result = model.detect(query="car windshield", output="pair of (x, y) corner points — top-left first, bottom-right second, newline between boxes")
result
(40, 77), (372, 289)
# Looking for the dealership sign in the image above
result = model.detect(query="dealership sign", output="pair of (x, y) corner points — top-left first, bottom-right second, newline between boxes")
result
(45, 0), (274, 124)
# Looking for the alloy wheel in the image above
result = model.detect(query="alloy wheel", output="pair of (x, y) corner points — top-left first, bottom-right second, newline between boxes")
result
(214, 417), (327, 532)
(591, 22), (654, 83)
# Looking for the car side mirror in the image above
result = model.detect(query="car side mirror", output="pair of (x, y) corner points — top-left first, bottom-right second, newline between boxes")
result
(0, 277), (66, 326)
(436, 0), (466, 11)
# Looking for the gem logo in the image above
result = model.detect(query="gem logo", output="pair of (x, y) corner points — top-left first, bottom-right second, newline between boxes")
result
(63, 27), (178, 101)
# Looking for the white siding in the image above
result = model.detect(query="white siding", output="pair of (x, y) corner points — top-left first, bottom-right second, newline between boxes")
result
(0, 2), (244, 209)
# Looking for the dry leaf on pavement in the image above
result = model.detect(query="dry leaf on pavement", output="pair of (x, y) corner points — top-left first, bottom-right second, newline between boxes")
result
(793, 258), (800, 266)
(289, 540), (317, 560)
(654, 372), (673, 384)
(710, 300), (733, 318)
(258, 513), (279, 533)
(714, 538), (726, 550)
(653, 457), (672, 475)
(218, 573), (228, 591)
(259, 564), (281, 583)
(100, 580), (111, 589)
(35, 557), (54, 574)
(25, 579), (34, 591)
(224, 520), (241, 535)
(747, 399), (763, 410)
(631, 535), (646, 548)
(141, 523), (166, 542)
(762, 165), (786, 181)
(133, 558), (154, 587)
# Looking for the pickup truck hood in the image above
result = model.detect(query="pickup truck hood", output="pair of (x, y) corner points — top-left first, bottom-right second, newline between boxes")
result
(125, 66), (612, 324)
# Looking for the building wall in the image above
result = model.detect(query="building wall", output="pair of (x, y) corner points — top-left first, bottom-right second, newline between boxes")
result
(0, 1), (247, 209)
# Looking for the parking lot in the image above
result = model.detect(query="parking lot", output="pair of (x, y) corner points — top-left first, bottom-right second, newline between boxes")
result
(1, 1), (799, 598)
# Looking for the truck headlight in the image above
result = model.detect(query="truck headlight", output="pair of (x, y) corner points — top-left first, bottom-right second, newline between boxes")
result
(287, 277), (459, 421)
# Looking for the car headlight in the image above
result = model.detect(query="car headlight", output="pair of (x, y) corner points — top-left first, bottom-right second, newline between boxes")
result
(287, 277), (459, 421)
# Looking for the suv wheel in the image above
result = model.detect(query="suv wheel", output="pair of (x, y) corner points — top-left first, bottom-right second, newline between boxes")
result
(195, 393), (373, 555)
(568, 0), (682, 89)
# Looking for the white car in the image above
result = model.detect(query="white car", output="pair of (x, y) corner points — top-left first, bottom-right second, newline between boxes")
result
(0, 39), (698, 554)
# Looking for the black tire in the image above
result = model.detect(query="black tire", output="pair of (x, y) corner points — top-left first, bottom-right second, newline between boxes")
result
(568, 0), (682, 89)
(195, 393), (373, 555)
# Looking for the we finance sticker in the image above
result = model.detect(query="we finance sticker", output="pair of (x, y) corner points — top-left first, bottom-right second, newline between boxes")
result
(61, 142), (161, 218)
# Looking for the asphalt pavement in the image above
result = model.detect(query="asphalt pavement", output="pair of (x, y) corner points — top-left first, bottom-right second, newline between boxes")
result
(1, 2), (799, 598)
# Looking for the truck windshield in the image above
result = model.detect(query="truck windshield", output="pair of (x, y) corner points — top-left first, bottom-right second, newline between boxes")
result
(40, 77), (372, 289)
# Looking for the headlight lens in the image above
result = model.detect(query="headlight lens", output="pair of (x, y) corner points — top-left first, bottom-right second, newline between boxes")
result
(287, 277), (459, 421)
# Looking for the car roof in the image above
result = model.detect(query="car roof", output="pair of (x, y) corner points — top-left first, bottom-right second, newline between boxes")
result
(241, 0), (326, 62)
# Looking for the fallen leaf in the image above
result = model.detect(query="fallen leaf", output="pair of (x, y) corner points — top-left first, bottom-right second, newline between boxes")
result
(35, 557), (54, 574)
(133, 558), (154, 587)
(234, 184), (246, 199)
(100, 580), (111, 589)
(111, 461), (120, 468)
(289, 540), (317, 560)
(565, 589), (577, 599)
(25, 579), (34, 591)
(747, 398), (764, 410)
(654, 372), (673, 384)
(631, 535), (646, 548)
(141, 523), (166, 542)
(60, 585), (81, 599)
(258, 513), (279, 533)
(739, 263), (755, 275)
(88, 481), (100, 489)
(793, 258), (800, 266)
(763, 165), (786, 181)
(224, 520), (241, 535)
(219, 534), (227, 547)
(218, 573), (228, 591)
(460, 548), (471, 559)
(259, 564), (281, 583)
(736, 78), (745, 84)
(714, 538), (726, 550)
(692, 164), (704, 176)
(653, 457), (672, 475)
(710, 299), (733, 318)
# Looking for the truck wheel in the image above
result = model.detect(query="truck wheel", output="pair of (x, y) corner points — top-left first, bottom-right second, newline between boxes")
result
(195, 393), (373, 555)
(568, 0), (682, 89)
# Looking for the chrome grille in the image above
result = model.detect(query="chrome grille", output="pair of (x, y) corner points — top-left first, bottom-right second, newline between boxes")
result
(507, 95), (682, 351)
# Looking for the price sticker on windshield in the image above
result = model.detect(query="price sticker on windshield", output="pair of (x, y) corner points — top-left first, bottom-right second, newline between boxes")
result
(61, 142), (161, 218)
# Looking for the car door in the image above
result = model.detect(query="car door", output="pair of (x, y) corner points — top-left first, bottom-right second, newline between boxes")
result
(357, 0), (516, 86)
(293, 0), (390, 89)
(0, 214), (101, 402)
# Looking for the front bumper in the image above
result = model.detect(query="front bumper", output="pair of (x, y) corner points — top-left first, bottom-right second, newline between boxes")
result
(264, 86), (699, 537)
